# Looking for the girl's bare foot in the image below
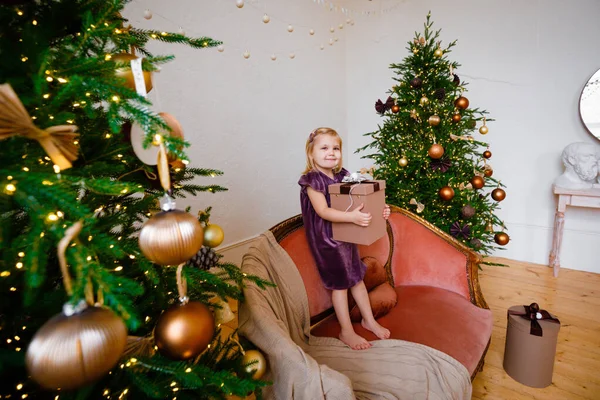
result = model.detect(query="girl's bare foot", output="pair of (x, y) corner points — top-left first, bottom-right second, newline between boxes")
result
(361, 319), (390, 340)
(339, 329), (371, 350)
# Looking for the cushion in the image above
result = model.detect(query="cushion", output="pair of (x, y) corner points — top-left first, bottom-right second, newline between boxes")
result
(349, 256), (397, 322)
(311, 285), (493, 376)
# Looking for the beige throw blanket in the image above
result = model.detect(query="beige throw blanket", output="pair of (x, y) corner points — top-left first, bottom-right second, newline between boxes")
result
(238, 232), (472, 400)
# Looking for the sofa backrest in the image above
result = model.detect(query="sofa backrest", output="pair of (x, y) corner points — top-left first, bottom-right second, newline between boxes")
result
(387, 212), (471, 300)
(272, 215), (391, 324)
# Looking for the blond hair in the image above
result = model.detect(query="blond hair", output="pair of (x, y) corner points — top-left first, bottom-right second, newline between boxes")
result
(303, 127), (343, 174)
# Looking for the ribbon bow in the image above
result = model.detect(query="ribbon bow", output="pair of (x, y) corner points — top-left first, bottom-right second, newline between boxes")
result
(342, 172), (370, 183)
(375, 96), (394, 115)
(0, 84), (79, 170)
(508, 303), (560, 337)
(450, 133), (473, 142)
(450, 221), (470, 239)
(409, 198), (424, 213)
(459, 182), (473, 191)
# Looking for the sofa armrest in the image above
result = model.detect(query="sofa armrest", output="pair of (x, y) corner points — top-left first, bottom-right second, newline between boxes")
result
(387, 206), (488, 309)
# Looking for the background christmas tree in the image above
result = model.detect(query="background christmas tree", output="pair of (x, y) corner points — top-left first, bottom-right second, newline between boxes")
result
(0, 1), (271, 399)
(358, 14), (509, 256)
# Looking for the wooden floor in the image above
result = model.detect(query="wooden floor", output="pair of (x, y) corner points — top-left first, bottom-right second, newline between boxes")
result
(225, 257), (600, 399)
(472, 257), (600, 400)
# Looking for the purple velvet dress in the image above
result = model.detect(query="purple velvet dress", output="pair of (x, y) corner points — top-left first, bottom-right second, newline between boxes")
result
(298, 168), (366, 290)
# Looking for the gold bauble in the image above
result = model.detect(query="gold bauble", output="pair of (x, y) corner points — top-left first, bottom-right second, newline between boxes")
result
(391, 104), (400, 113)
(454, 96), (469, 109)
(491, 188), (506, 202)
(171, 159), (186, 170)
(484, 168), (493, 177)
(139, 209), (204, 266)
(154, 301), (215, 360)
(428, 144), (444, 159)
(483, 150), (492, 159)
(438, 186), (455, 201)
(203, 223), (225, 248)
(399, 157), (408, 167)
(428, 115), (441, 126)
(241, 349), (267, 380)
(26, 306), (127, 390)
(434, 48), (443, 57)
(479, 125), (489, 135)
(470, 176), (485, 189)
(112, 53), (153, 93)
(452, 113), (462, 123)
(419, 96), (429, 106)
(494, 232), (510, 246)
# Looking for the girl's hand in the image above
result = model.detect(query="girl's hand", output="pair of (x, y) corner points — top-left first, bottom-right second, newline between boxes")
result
(383, 204), (391, 220)
(350, 204), (372, 226)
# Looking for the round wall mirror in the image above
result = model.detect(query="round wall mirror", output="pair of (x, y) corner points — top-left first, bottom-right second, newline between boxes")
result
(580, 68), (600, 139)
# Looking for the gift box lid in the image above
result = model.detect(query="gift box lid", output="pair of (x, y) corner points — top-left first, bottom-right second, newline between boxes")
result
(329, 180), (386, 195)
(507, 305), (560, 337)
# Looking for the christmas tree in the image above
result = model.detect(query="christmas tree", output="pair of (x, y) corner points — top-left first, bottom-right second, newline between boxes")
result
(357, 14), (509, 255)
(0, 1), (271, 399)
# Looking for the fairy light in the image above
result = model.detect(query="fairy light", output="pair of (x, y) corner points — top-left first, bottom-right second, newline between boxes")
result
(42, 93), (50, 99)
(16, 262), (23, 269)
(53, 165), (60, 174)
(17, 10), (23, 16)
(117, 154), (123, 158)
(129, 255), (135, 259)
(114, 266), (123, 272)
(185, 368), (192, 373)
(170, 382), (176, 387)
(1, 271), (10, 277)
(22, 167), (29, 172)
(57, 78), (67, 83)
(5, 184), (16, 193)
(46, 77), (53, 82)
(111, 95), (119, 102)
(104, 54), (112, 61)
(105, 133), (112, 139)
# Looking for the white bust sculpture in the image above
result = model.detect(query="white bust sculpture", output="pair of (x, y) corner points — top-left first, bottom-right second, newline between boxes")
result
(553, 142), (600, 189)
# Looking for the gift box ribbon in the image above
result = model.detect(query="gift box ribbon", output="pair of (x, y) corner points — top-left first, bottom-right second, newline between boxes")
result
(338, 181), (380, 195)
(508, 303), (560, 337)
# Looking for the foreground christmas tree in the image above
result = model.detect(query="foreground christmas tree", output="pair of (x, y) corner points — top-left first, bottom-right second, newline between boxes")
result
(0, 1), (271, 398)
(358, 14), (509, 255)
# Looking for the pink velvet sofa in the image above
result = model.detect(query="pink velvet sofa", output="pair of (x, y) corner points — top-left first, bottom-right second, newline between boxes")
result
(269, 205), (493, 380)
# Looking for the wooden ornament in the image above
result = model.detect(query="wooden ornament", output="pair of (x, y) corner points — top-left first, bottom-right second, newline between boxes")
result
(154, 301), (215, 360)
(428, 115), (441, 126)
(454, 96), (469, 109)
(113, 53), (153, 93)
(494, 232), (510, 246)
(438, 186), (455, 201)
(428, 143), (444, 159)
(139, 209), (204, 265)
(203, 223), (225, 248)
(470, 176), (485, 189)
(241, 349), (267, 380)
(26, 306), (127, 390)
(492, 188), (506, 202)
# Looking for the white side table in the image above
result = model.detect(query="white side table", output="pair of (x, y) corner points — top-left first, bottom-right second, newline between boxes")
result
(549, 185), (600, 277)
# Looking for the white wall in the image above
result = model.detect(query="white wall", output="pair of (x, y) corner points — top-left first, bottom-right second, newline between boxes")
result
(126, 1), (600, 274)
(346, 0), (600, 274)
(124, 0), (347, 253)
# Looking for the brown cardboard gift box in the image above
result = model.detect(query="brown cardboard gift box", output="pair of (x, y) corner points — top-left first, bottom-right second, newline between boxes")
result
(503, 303), (561, 388)
(329, 180), (386, 246)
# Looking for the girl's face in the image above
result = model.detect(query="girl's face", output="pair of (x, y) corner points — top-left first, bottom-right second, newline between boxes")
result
(310, 134), (341, 176)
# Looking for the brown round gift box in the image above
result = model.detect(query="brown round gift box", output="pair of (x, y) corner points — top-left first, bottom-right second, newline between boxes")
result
(503, 305), (560, 388)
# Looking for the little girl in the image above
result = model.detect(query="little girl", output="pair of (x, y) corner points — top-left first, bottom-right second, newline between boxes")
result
(298, 127), (391, 350)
